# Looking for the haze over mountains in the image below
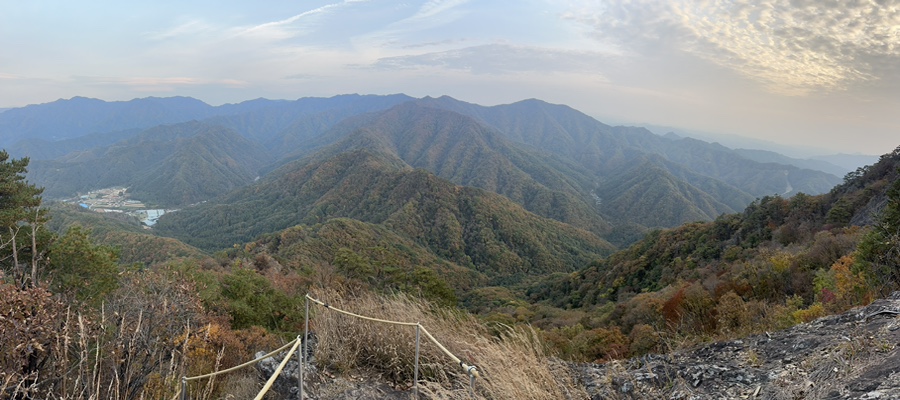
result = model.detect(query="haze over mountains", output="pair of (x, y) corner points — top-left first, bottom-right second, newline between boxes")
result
(2, 94), (847, 258)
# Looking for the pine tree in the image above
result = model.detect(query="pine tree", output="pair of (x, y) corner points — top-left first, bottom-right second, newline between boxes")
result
(857, 168), (900, 294)
(0, 150), (47, 288)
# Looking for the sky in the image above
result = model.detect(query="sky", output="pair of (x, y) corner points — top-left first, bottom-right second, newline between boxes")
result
(1, 0), (899, 155)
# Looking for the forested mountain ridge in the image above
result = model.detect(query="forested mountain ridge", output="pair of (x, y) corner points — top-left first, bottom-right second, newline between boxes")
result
(0, 96), (221, 149)
(416, 96), (842, 198)
(154, 148), (615, 284)
(2, 93), (899, 399)
(512, 146), (900, 363)
(532, 147), (900, 306)
(28, 121), (270, 206)
(205, 93), (414, 156)
(734, 147), (851, 177)
(46, 203), (206, 265)
(8, 93), (850, 245)
(302, 103), (613, 236)
(594, 159), (738, 227)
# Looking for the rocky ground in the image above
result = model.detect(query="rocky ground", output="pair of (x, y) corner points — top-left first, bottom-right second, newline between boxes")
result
(257, 294), (900, 399)
(576, 293), (900, 399)
(255, 339), (410, 400)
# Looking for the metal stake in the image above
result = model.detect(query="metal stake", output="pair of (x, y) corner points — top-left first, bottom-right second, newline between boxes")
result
(414, 323), (420, 399)
(301, 295), (310, 400)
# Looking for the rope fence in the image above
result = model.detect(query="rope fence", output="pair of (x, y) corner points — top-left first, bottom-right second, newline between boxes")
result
(304, 294), (480, 398)
(175, 293), (481, 400)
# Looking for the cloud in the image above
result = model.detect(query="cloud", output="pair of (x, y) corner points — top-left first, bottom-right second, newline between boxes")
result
(354, 0), (472, 48)
(570, 0), (900, 95)
(146, 19), (215, 41)
(368, 43), (610, 76)
(234, 0), (369, 41)
(407, 0), (471, 23)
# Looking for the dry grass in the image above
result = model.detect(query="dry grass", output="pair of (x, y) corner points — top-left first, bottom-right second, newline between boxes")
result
(309, 287), (588, 399)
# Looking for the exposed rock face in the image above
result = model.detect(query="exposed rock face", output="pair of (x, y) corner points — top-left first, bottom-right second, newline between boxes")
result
(576, 293), (900, 399)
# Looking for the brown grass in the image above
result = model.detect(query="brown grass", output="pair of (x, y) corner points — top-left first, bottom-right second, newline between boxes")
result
(309, 287), (588, 399)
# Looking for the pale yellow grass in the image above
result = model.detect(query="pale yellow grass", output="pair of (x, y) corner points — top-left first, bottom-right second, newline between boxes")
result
(309, 288), (588, 399)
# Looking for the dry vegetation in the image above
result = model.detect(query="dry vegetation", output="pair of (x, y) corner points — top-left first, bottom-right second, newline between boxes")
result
(309, 287), (588, 399)
(0, 268), (282, 400)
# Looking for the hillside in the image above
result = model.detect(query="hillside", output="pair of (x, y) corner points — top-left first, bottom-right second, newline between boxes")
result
(734, 147), (850, 177)
(28, 121), (270, 206)
(207, 93), (414, 156)
(305, 103), (612, 237)
(595, 160), (737, 227)
(417, 96), (842, 198)
(2, 93), (899, 400)
(5, 94), (851, 246)
(46, 203), (206, 265)
(154, 149), (615, 284)
(512, 146), (900, 363)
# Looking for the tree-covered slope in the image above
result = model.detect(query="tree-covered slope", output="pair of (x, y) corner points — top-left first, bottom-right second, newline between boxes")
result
(528, 146), (900, 310)
(417, 96), (841, 199)
(595, 159), (737, 227)
(128, 126), (270, 206)
(309, 103), (612, 236)
(28, 121), (270, 205)
(46, 202), (206, 265)
(155, 149), (614, 283)
(207, 93), (414, 156)
(249, 218), (486, 298)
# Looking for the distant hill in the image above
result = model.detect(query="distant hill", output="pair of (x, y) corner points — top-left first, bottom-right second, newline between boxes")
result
(206, 93), (414, 157)
(155, 149), (615, 284)
(28, 121), (270, 206)
(0, 96), (221, 148)
(811, 153), (880, 173)
(594, 160), (737, 227)
(414, 96), (840, 218)
(303, 103), (613, 236)
(46, 202), (206, 265)
(6, 93), (853, 250)
(733, 148), (850, 177)
(7, 128), (144, 160)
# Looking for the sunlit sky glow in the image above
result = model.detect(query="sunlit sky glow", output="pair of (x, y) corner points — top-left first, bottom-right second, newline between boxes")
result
(2, 0), (899, 154)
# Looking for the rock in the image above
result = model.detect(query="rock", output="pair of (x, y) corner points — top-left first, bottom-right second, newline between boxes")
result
(574, 293), (900, 399)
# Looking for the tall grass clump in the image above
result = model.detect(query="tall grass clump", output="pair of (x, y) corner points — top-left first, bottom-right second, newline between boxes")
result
(310, 287), (587, 399)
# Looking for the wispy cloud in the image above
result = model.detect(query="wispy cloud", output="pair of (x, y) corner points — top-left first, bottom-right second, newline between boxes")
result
(571, 0), (900, 95)
(407, 0), (471, 23)
(355, 0), (471, 48)
(369, 43), (610, 76)
(234, 0), (369, 41)
(146, 19), (215, 41)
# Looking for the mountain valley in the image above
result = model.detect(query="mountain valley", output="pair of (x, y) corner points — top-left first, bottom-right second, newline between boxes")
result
(2, 94), (896, 400)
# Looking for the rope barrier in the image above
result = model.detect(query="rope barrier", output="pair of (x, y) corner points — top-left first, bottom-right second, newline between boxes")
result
(306, 295), (419, 326)
(183, 338), (298, 381)
(304, 294), (481, 385)
(252, 336), (302, 400)
(178, 294), (482, 399)
(417, 324), (481, 380)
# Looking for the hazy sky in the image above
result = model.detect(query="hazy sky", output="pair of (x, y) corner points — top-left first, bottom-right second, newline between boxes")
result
(2, 0), (899, 155)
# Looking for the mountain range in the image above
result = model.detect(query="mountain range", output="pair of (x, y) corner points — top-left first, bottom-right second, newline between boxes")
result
(3, 94), (851, 282)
